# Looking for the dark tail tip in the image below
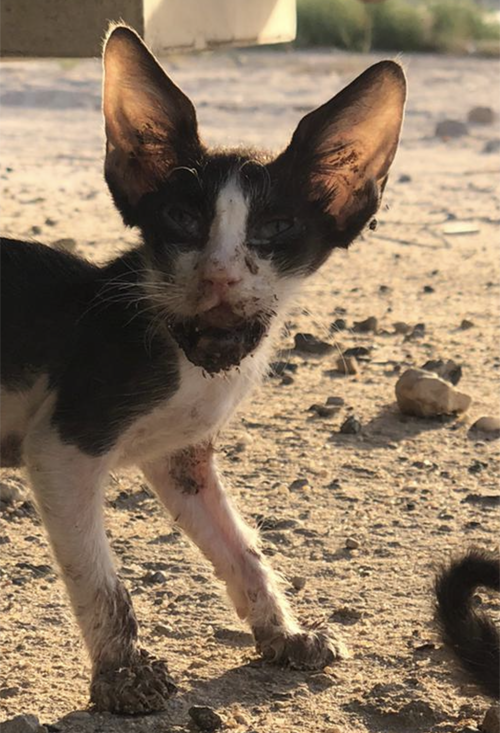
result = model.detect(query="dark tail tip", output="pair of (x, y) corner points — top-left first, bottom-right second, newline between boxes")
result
(435, 548), (499, 699)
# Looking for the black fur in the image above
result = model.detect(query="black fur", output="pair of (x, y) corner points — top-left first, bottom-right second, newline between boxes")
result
(435, 549), (500, 699)
(1, 239), (179, 457)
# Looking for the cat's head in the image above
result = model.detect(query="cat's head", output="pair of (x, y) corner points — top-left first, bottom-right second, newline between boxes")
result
(103, 25), (406, 374)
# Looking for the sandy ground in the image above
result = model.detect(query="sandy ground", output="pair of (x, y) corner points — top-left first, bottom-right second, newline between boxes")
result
(0, 49), (499, 733)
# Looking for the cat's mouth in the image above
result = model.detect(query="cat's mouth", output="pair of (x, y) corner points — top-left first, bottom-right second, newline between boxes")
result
(170, 304), (267, 374)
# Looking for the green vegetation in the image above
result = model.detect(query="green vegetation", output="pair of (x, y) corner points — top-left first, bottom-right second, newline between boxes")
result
(296, 0), (500, 54)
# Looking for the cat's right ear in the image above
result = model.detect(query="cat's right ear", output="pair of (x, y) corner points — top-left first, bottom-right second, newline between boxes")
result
(103, 25), (202, 219)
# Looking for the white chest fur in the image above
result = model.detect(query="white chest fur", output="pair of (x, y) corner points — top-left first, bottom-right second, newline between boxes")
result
(116, 343), (270, 467)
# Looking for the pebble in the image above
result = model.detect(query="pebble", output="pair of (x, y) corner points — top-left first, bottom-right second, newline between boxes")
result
(291, 575), (307, 591)
(0, 479), (27, 505)
(468, 106), (495, 125)
(421, 358), (462, 385)
(0, 715), (46, 733)
(395, 368), (471, 418)
(53, 238), (77, 252)
(293, 332), (333, 356)
(142, 570), (167, 584)
(460, 318), (474, 330)
(343, 346), (371, 361)
(470, 416), (500, 438)
(340, 416), (362, 434)
(398, 173), (412, 183)
(153, 623), (172, 637)
(330, 318), (347, 332)
(308, 403), (340, 418)
(288, 478), (309, 492)
(404, 323), (426, 341)
(481, 705), (500, 733)
(0, 686), (20, 699)
(353, 316), (378, 333)
(326, 396), (345, 407)
(393, 321), (412, 335)
(345, 537), (360, 550)
(435, 119), (468, 138)
(483, 139), (500, 154)
(336, 356), (359, 375)
(188, 705), (223, 731)
(269, 360), (297, 376)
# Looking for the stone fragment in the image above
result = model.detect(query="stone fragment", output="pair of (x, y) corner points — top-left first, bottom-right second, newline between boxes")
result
(326, 396), (345, 407)
(435, 119), (468, 138)
(468, 106), (495, 125)
(188, 705), (223, 731)
(395, 368), (471, 418)
(345, 537), (360, 550)
(53, 237), (77, 252)
(421, 358), (462, 385)
(330, 318), (347, 332)
(460, 319), (474, 330)
(483, 139), (500, 154)
(353, 316), (378, 333)
(336, 356), (359, 375)
(293, 333), (333, 356)
(340, 416), (362, 434)
(470, 416), (500, 437)
(393, 321), (411, 335)
(308, 403), (340, 418)
(291, 575), (307, 591)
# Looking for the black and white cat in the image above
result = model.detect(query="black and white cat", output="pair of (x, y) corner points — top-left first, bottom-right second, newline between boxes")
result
(0, 26), (406, 714)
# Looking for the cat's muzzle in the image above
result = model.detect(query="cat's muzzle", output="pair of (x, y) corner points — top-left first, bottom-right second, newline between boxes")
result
(170, 306), (267, 374)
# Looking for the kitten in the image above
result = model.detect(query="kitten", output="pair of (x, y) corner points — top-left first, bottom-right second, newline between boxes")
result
(0, 25), (406, 714)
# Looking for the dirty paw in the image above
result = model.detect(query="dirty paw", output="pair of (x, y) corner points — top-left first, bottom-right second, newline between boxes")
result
(257, 628), (348, 670)
(90, 649), (177, 714)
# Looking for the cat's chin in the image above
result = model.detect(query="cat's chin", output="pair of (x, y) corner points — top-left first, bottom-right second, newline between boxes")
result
(170, 312), (267, 374)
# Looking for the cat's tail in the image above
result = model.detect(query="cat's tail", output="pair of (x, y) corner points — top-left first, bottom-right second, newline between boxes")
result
(435, 548), (499, 699)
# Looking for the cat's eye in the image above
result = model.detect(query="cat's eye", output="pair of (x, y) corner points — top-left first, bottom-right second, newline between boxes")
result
(249, 218), (295, 246)
(165, 206), (200, 237)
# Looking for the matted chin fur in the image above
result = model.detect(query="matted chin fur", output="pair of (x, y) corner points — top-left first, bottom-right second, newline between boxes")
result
(170, 316), (267, 374)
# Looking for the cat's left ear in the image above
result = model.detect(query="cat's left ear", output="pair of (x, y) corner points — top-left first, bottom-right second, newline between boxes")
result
(279, 60), (406, 232)
(103, 25), (202, 218)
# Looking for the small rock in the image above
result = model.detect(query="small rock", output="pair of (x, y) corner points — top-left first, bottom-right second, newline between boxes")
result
(423, 285), (435, 294)
(468, 459), (488, 475)
(293, 333), (333, 356)
(326, 396), (345, 407)
(353, 316), (378, 333)
(0, 479), (27, 505)
(330, 318), (347, 332)
(280, 375), (294, 385)
(398, 173), (412, 183)
(291, 575), (307, 591)
(269, 360), (297, 377)
(188, 705), (223, 732)
(153, 623), (172, 637)
(468, 106), (495, 125)
(421, 358), (462, 385)
(435, 119), (468, 139)
(483, 139), (500, 154)
(345, 537), (360, 550)
(463, 493), (499, 508)
(404, 323), (426, 341)
(288, 478), (309, 492)
(0, 715), (45, 733)
(481, 705), (500, 733)
(0, 686), (20, 699)
(30, 225), (42, 236)
(308, 403), (340, 418)
(470, 416), (500, 438)
(44, 217), (57, 227)
(340, 416), (362, 434)
(336, 356), (359, 375)
(142, 570), (167, 584)
(395, 368), (472, 418)
(343, 346), (371, 361)
(393, 321), (412, 335)
(460, 319), (474, 330)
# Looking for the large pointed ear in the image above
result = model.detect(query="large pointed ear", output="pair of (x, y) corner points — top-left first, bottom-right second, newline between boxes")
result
(279, 60), (406, 232)
(103, 25), (202, 219)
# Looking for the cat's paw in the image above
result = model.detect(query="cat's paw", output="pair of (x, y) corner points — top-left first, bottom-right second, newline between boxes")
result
(257, 628), (348, 670)
(90, 649), (177, 714)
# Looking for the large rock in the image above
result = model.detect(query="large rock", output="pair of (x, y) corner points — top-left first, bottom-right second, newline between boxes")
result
(395, 368), (472, 418)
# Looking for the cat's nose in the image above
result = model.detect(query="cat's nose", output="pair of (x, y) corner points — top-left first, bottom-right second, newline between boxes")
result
(202, 272), (242, 292)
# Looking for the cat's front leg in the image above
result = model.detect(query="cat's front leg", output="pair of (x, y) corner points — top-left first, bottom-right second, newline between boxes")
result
(24, 417), (176, 713)
(142, 445), (347, 670)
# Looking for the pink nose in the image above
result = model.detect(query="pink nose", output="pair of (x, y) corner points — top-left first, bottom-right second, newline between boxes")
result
(202, 273), (242, 292)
